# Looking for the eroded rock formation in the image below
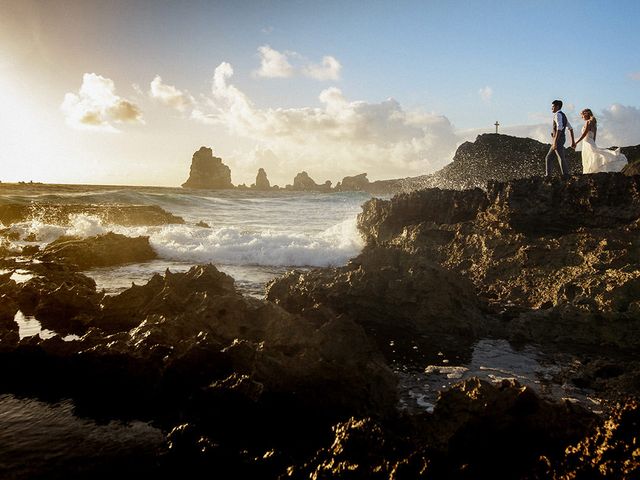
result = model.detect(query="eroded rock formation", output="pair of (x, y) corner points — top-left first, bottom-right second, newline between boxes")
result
(290, 171), (332, 192)
(253, 168), (271, 190)
(37, 232), (157, 269)
(182, 147), (233, 189)
(288, 378), (597, 480)
(335, 173), (370, 191)
(0, 263), (397, 436)
(268, 173), (640, 356)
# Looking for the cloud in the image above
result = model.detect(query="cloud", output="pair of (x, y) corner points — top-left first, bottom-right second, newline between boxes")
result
(253, 45), (342, 82)
(302, 55), (342, 81)
(628, 72), (640, 81)
(254, 45), (294, 78)
(596, 104), (640, 147)
(61, 73), (143, 131)
(197, 62), (459, 185)
(149, 75), (194, 111)
(478, 86), (493, 102)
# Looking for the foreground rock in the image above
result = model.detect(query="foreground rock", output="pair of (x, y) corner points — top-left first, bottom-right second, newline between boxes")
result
(268, 173), (640, 360)
(182, 146), (233, 189)
(0, 264), (397, 474)
(287, 378), (597, 480)
(37, 232), (157, 269)
(547, 399), (640, 479)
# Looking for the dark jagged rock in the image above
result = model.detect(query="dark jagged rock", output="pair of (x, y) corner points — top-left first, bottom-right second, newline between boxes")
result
(0, 263), (102, 335)
(182, 147), (233, 189)
(547, 399), (640, 479)
(267, 249), (486, 357)
(620, 144), (640, 165)
(37, 232), (157, 269)
(0, 264), (397, 428)
(357, 187), (488, 245)
(425, 133), (582, 190)
(269, 173), (640, 357)
(623, 158), (640, 176)
(253, 168), (271, 190)
(288, 378), (596, 480)
(0, 203), (184, 227)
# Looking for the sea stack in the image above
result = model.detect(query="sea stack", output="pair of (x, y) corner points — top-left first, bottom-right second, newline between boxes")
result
(254, 168), (271, 190)
(182, 147), (233, 189)
(290, 171), (331, 192)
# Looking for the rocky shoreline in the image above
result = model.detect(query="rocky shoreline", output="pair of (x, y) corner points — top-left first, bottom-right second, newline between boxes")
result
(0, 170), (638, 478)
(1, 131), (640, 477)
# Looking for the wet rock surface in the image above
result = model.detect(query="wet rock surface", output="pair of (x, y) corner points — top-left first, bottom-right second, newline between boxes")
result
(0, 263), (398, 477)
(288, 379), (598, 480)
(37, 232), (157, 269)
(269, 173), (640, 354)
(262, 171), (640, 476)
(2, 160), (640, 477)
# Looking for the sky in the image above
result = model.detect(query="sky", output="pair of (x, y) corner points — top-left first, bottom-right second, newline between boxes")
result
(1, 0), (639, 187)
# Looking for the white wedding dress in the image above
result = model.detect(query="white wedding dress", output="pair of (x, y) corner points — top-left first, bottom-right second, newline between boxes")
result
(581, 128), (628, 173)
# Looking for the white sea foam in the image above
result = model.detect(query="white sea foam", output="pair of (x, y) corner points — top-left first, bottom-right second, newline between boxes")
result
(7, 213), (364, 268)
(148, 217), (363, 267)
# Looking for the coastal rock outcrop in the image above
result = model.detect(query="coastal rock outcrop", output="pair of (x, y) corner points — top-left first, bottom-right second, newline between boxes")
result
(335, 173), (370, 192)
(290, 171), (331, 192)
(182, 147), (233, 189)
(547, 399), (640, 479)
(268, 173), (640, 357)
(423, 133), (583, 190)
(253, 168), (271, 190)
(37, 232), (157, 269)
(288, 378), (596, 480)
(0, 264), (397, 428)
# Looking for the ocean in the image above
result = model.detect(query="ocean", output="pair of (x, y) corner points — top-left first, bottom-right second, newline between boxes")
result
(0, 185), (370, 297)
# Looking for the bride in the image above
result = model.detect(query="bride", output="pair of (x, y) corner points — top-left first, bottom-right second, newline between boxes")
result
(574, 108), (628, 173)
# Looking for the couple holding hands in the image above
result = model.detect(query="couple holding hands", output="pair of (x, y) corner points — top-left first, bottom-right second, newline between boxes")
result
(546, 99), (627, 176)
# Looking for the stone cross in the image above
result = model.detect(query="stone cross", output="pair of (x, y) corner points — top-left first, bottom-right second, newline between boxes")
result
(494, 121), (500, 134)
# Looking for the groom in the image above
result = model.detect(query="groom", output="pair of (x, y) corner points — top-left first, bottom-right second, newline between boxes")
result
(545, 99), (576, 177)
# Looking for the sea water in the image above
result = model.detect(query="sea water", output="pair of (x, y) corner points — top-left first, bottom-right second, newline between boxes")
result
(1, 186), (371, 297)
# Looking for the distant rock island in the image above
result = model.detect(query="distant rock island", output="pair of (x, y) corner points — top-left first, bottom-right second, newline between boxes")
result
(182, 147), (233, 189)
(182, 135), (640, 193)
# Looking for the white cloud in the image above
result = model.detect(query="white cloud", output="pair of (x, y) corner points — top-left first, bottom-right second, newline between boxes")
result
(253, 45), (342, 82)
(628, 72), (640, 81)
(303, 55), (342, 81)
(254, 45), (294, 78)
(596, 104), (640, 147)
(61, 73), (143, 131)
(149, 75), (194, 111)
(197, 62), (459, 185)
(478, 86), (493, 102)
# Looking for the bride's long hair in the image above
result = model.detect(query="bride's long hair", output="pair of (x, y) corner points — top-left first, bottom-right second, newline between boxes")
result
(581, 108), (597, 128)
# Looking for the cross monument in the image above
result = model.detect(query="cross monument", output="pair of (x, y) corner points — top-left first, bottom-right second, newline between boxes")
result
(494, 121), (500, 134)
